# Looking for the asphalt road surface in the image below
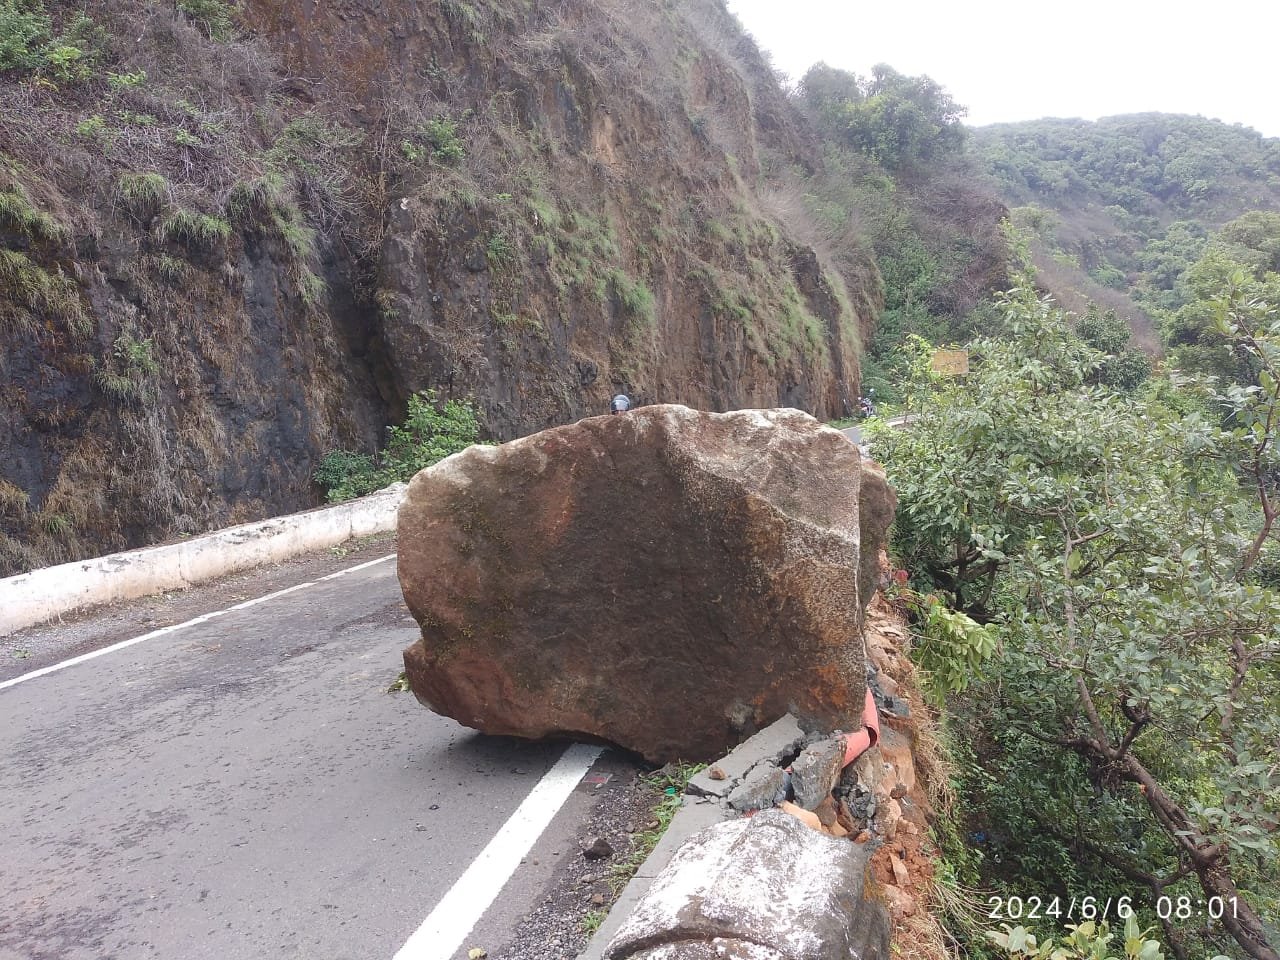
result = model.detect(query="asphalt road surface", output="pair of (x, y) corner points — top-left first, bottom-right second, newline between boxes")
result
(0, 545), (623, 960)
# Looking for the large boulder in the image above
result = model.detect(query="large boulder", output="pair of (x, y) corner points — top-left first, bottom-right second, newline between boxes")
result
(397, 404), (895, 762)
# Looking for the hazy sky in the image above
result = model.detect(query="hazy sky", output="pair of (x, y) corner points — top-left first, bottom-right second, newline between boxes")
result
(725, 0), (1280, 138)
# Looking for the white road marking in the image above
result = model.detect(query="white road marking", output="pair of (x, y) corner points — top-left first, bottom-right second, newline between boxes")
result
(0, 554), (397, 691)
(394, 743), (605, 960)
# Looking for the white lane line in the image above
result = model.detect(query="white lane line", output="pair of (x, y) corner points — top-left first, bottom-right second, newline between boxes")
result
(0, 554), (397, 691)
(394, 743), (605, 960)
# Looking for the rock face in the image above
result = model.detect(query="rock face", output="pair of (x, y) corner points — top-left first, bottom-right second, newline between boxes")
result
(398, 404), (896, 763)
(604, 809), (889, 960)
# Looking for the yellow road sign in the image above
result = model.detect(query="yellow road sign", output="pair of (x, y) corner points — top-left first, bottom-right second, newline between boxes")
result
(931, 348), (969, 376)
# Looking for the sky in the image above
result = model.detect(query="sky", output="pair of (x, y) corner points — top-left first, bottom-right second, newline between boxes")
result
(724, 0), (1280, 138)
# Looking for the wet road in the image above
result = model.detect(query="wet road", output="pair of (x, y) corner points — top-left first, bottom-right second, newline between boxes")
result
(0, 554), (607, 960)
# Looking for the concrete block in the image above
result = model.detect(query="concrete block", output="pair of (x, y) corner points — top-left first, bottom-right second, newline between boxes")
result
(727, 764), (788, 813)
(629, 944), (785, 959)
(578, 797), (730, 960)
(604, 809), (890, 960)
(687, 713), (805, 798)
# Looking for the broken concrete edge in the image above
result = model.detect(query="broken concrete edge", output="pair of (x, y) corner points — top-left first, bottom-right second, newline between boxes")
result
(579, 704), (890, 960)
(0, 483), (407, 635)
(687, 713), (806, 799)
(686, 692), (879, 805)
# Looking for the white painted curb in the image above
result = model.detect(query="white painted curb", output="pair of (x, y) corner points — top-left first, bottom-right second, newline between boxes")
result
(0, 483), (408, 636)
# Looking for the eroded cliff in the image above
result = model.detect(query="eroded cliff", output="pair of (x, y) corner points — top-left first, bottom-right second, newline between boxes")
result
(0, 0), (995, 573)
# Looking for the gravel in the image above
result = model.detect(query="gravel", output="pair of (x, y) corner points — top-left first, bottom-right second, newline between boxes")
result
(495, 768), (666, 960)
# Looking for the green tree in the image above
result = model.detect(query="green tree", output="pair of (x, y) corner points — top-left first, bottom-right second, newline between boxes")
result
(1162, 215), (1280, 385)
(799, 62), (966, 169)
(870, 288), (1102, 619)
(0, 0), (50, 71)
(1077, 305), (1151, 392)
(1217, 212), (1280, 275)
(871, 281), (1280, 960)
(1136, 221), (1208, 312)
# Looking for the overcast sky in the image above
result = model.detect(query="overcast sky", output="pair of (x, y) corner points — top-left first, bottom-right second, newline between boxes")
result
(725, 0), (1280, 138)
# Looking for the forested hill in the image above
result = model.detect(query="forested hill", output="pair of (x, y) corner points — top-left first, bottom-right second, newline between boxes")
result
(968, 114), (1280, 343)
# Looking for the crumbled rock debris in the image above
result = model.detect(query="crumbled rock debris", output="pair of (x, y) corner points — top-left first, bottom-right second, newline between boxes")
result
(789, 737), (846, 811)
(494, 768), (665, 960)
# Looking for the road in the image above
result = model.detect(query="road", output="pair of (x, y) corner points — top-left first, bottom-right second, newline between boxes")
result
(842, 413), (915, 451)
(0, 542), (627, 960)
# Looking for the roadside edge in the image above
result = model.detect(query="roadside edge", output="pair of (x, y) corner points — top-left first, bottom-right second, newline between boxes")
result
(0, 483), (407, 635)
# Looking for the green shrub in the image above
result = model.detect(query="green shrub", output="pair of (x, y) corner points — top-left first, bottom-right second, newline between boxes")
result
(74, 114), (111, 143)
(314, 391), (481, 502)
(381, 391), (481, 479)
(0, 5), (102, 80)
(148, 253), (187, 284)
(0, 186), (67, 243)
(485, 232), (514, 267)
(38, 41), (82, 81)
(275, 215), (315, 262)
(38, 13), (104, 83)
(422, 118), (464, 165)
(399, 139), (425, 164)
(297, 268), (325, 308)
(604, 269), (656, 328)
(39, 511), (73, 538)
(116, 110), (157, 126)
(265, 116), (361, 184)
(92, 335), (157, 403)
(106, 67), (145, 89)
(0, 0), (50, 72)
(225, 172), (289, 225)
(113, 334), (158, 374)
(115, 172), (168, 219)
(987, 917), (1168, 960)
(399, 118), (466, 167)
(312, 450), (378, 503)
(176, 0), (235, 41)
(900, 590), (997, 704)
(92, 367), (142, 403)
(0, 248), (89, 335)
(159, 208), (230, 252)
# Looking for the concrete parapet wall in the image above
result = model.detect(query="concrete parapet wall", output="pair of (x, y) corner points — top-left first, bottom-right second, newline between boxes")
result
(0, 484), (406, 635)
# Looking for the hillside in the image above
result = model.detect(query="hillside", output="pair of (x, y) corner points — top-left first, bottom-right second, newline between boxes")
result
(0, 0), (1005, 574)
(969, 114), (1280, 345)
